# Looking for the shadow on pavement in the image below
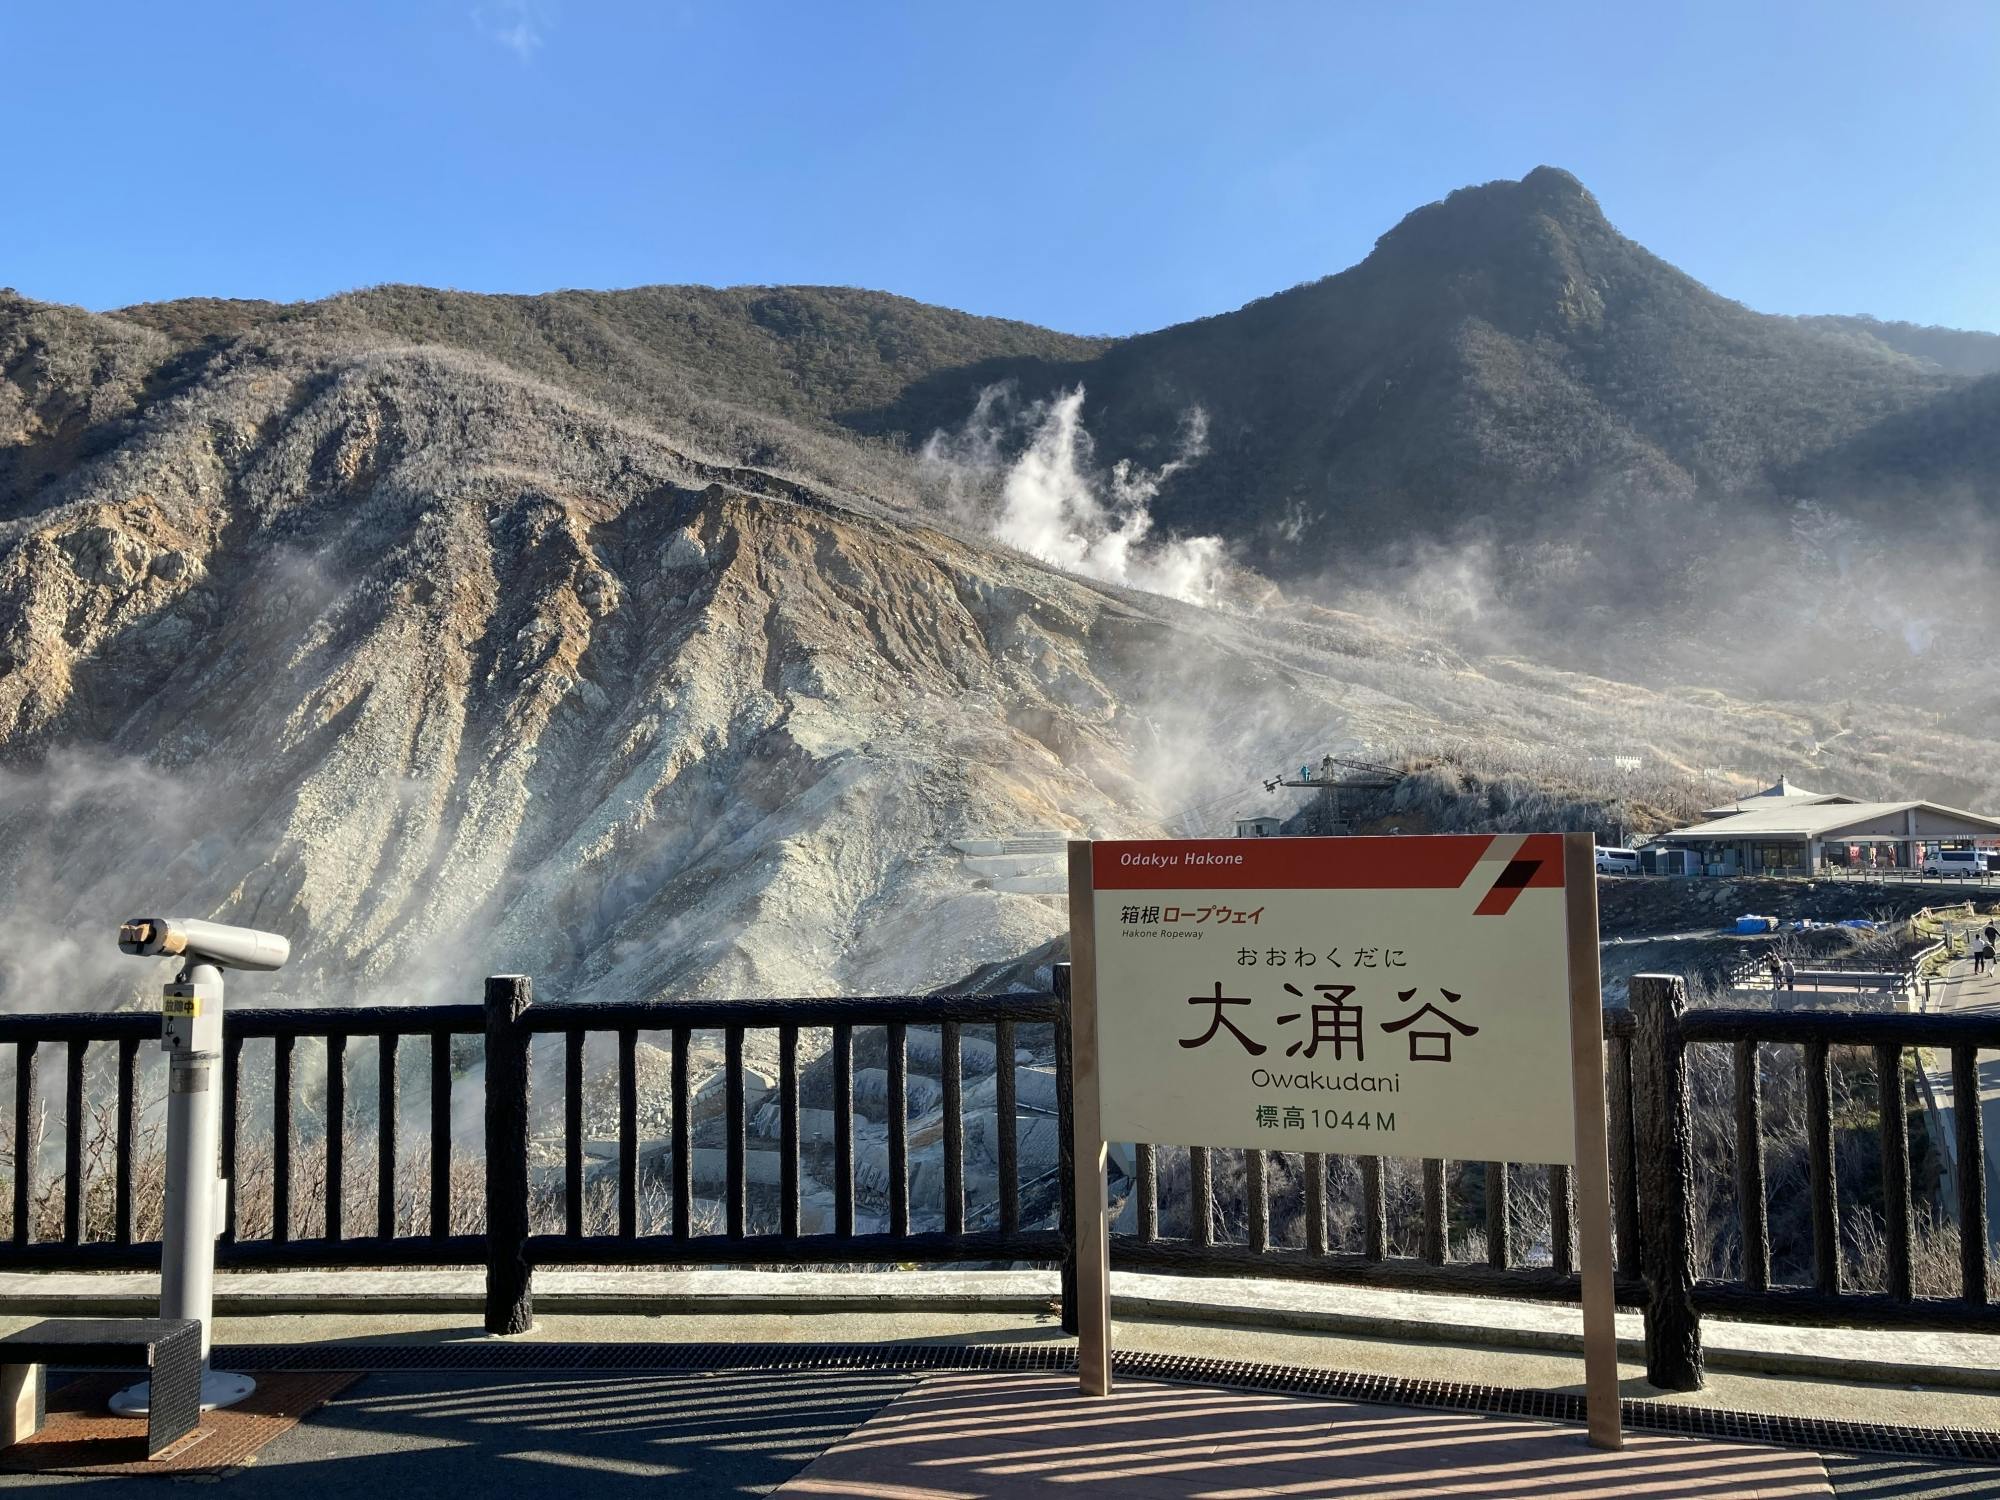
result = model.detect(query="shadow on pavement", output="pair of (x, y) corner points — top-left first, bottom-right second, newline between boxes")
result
(0, 1368), (919, 1497)
(1824, 1454), (2000, 1499)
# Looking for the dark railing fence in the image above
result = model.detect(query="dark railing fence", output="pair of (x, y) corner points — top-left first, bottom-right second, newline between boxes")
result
(0, 1005), (487, 1270)
(0, 967), (1994, 1393)
(1654, 982), (1998, 1340)
(484, 981), (1070, 1333)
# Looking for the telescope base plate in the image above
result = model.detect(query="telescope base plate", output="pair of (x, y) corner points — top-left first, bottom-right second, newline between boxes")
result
(111, 1368), (256, 1414)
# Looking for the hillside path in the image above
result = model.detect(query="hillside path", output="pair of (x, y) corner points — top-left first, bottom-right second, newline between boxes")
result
(1916, 923), (2000, 1256)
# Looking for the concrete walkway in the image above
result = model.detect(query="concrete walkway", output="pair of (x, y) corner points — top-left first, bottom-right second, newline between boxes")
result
(1925, 924), (2000, 1020)
(8, 1302), (1995, 1436)
(8, 1269), (2000, 1396)
(1915, 927), (2000, 1256)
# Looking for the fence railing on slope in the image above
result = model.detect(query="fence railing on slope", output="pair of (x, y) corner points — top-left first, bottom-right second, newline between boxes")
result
(1816, 867), (1998, 887)
(1717, 913), (1957, 1002)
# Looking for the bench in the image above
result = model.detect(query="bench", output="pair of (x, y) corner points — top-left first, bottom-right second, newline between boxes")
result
(0, 1318), (202, 1458)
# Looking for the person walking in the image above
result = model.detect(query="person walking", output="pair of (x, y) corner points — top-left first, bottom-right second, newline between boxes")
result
(1975, 938), (1993, 978)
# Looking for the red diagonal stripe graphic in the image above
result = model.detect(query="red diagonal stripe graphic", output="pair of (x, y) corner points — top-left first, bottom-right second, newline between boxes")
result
(1475, 857), (1544, 916)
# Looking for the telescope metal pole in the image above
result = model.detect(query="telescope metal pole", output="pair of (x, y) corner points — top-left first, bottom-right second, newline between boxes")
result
(112, 960), (255, 1413)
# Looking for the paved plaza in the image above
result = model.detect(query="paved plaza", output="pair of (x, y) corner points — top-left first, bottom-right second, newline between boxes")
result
(0, 1350), (1990, 1497)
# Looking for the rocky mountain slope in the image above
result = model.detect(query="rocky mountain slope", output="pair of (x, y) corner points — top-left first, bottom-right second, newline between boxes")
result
(4, 169), (1998, 1009)
(875, 168), (1974, 576)
(85, 169), (1998, 593)
(1791, 314), (2000, 379)
(0, 309), (1128, 1006)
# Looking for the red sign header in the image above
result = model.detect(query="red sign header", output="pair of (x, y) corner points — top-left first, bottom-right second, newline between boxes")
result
(1091, 834), (1566, 895)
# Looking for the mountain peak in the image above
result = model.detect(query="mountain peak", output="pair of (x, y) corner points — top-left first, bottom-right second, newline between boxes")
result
(1351, 167), (1621, 341)
(1518, 164), (1589, 196)
(1518, 165), (1602, 218)
(1372, 167), (1611, 264)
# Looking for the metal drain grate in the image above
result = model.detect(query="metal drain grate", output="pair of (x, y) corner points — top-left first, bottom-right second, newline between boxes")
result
(206, 1341), (2000, 1465)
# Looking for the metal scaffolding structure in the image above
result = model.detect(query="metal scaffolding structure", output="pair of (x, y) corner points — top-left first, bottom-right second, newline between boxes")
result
(1264, 755), (1402, 835)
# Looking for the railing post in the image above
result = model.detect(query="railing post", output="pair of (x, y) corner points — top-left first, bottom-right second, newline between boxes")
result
(1630, 973), (1703, 1390)
(484, 975), (533, 1335)
(1054, 963), (1078, 1335)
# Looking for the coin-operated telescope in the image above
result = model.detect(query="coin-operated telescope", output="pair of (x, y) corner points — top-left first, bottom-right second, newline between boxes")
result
(109, 919), (290, 1416)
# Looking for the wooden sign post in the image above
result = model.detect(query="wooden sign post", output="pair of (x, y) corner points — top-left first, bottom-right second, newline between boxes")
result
(1562, 832), (1622, 1450)
(1066, 829), (1620, 1449)
(1066, 841), (1113, 1396)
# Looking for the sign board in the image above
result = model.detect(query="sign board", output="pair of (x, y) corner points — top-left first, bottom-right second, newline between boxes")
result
(1091, 833), (1574, 1164)
(1064, 830), (1622, 1450)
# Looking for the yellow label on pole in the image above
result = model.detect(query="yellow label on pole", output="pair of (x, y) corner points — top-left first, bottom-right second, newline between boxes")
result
(162, 992), (200, 1018)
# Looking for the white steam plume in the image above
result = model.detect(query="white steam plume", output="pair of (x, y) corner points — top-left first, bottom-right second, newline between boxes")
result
(923, 386), (1227, 608)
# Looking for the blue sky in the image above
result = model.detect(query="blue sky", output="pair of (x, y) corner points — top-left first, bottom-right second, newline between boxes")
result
(5, 2), (1995, 334)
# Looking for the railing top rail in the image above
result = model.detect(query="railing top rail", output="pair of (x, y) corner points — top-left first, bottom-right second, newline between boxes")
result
(228, 1004), (486, 1038)
(0, 993), (1061, 1047)
(0, 1012), (158, 1044)
(0, 1004), (487, 1045)
(522, 991), (1061, 1033)
(1681, 1006), (2000, 1047)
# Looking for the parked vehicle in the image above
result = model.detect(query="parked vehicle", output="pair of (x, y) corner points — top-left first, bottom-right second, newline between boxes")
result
(1922, 848), (1985, 877)
(1595, 846), (1641, 875)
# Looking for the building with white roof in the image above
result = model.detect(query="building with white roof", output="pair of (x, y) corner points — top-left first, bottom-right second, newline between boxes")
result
(1651, 777), (2000, 874)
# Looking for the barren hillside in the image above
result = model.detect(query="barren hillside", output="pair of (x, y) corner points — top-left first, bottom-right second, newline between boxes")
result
(4, 288), (1951, 1011)
(6, 168), (2000, 1010)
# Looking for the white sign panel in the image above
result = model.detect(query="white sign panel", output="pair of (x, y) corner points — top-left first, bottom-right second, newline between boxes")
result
(1090, 833), (1578, 1165)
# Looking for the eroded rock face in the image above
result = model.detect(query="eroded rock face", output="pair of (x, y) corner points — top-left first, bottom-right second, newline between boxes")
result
(0, 307), (1347, 1008)
(0, 295), (1894, 1012)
